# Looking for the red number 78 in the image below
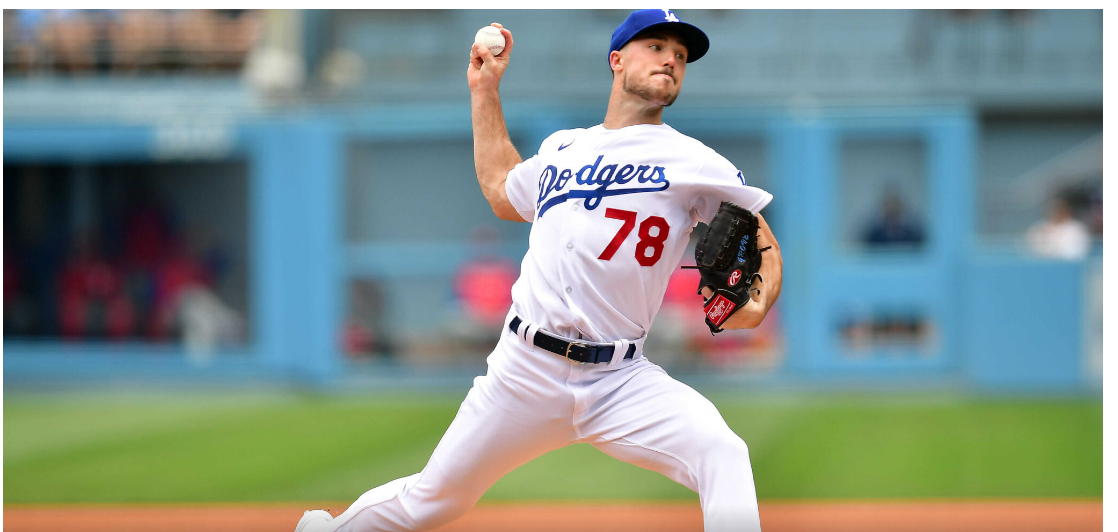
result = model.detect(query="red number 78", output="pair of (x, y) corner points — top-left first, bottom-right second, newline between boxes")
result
(597, 208), (670, 267)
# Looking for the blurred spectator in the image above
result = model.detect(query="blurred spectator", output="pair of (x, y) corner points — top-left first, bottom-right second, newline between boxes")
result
(1026, 195), (1091, 260)
(4, 246), (40, 336)
(149, 239), (210, 338)
(446, 225), (519, 356)
(242, 45), (305, 94)
(453, 236), (518, 328)
(318, 48), (366, 95)
(862, 188), (925, 247)
(4, 9), (262, 76)
(342, 321), (377, 357)
(40, 10), (98, 73)
(118, 190), (176, 332)
(1088, 185), (1102, 236)
(205, 11), (263, 70)
(145, 236), (244, 355)
(112, 9), (173, 72)
(652, 255), (781, 369)
(343, 278), (391, 359)
(121, 191), (175, 271)
(242, 10), (306, 96)
(5, 165), (245, 347)
(841, 309), (934, 356)
(6, 10), (46, 72)
(56, 229), (136, 339)
(177, 286), (244, 361)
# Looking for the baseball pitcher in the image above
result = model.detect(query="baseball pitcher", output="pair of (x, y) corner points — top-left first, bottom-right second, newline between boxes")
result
(297, 9), (783, 532)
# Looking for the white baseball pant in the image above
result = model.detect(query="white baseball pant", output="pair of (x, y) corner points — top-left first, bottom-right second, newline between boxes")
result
(330, 320), (762, 532)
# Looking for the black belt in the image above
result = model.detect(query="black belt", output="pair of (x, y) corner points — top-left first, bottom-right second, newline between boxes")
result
(509, 316), (636, 364)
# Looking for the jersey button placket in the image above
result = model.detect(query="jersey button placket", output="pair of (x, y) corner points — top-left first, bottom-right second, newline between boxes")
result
(559, 199), (581, 321)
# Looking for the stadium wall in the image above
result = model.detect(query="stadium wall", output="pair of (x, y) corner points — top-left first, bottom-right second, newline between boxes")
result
(2, 103), (1098, 392)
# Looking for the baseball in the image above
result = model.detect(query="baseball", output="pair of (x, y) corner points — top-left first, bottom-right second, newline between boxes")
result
(474, 26), (505, 56)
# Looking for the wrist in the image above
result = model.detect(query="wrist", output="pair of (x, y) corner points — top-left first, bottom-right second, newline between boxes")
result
(470, 85), (501, 100)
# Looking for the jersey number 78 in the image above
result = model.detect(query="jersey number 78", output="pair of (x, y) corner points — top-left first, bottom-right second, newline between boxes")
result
(597, 208), (669, 266)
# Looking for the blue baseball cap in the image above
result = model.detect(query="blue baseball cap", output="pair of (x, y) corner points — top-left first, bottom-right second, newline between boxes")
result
(609, 9), (710, 65)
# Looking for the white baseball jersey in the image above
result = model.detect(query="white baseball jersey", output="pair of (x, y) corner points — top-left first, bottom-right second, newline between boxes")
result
(505, 123), (773, 345)
(330, 122), (770, 532)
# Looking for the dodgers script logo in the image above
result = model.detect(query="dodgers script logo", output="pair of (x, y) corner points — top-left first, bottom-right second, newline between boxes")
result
(536, 155), (670, 217)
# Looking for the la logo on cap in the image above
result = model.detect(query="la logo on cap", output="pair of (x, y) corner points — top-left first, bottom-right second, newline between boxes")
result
(608, 9), (710, 64)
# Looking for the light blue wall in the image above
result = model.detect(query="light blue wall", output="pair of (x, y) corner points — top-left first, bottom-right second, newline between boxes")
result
(963, 256), (1085, 389)
(773, 110), (977, 378)
(2, 104), (1095, 390)
(4, 117), (345, 384)
(247, 120), (344, 383)
(322, 10), (1102, 108)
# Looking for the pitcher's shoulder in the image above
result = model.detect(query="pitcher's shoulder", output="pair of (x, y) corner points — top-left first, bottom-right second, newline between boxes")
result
(657, 126), (721, 157)
(539, 126), (598, 153)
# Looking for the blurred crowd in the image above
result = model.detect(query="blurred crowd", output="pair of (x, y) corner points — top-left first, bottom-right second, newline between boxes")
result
(655, 262), (783, 369)
(343, 226), (521, 363)
(840, 309), (933, 354)
(339, 224), (782, 369)
(1026, 187), (1102, 260)
(4, 188), (241, 346)
(3, 9), (262, 75)
(862, 189), (926, 248)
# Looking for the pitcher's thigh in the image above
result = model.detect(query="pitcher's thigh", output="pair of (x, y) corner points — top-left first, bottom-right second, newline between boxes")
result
(423, 371), (576, 500)
(335, 369), (575, 532)
(586, 367), (756, 498)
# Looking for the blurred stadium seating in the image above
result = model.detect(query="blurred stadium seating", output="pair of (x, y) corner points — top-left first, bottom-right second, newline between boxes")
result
(4, 10), (261, 75)
(3, 9), (1102, 391)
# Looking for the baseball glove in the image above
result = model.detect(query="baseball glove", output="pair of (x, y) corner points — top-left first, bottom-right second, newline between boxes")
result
(684, 201), (770, 334)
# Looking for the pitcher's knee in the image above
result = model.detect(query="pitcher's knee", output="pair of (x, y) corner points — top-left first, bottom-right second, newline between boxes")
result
(696, 431), (751, 470)
(413, 493), (476, 530)
(688, 433), (756, 503)
(400, 472), (482, 530)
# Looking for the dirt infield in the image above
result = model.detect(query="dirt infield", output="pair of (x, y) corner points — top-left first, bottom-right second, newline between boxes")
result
(3, 500), (1101, 532)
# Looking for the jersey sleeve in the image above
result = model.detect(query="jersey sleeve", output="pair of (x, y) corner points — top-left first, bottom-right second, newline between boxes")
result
(504, 133), (559, 223)
(690, 151), (773, 224)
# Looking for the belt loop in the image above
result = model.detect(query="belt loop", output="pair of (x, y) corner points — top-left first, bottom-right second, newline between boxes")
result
(525, 323), (541, 352)
(631, 336), (645, 360)
(609, 339), (630, 366)
(516, 319), (531, 346)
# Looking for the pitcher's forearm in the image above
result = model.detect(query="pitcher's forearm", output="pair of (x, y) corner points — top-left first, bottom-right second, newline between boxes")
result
(715, 213), (782, 329)
(756, 214), (782, 306)
(471, 89), (524, 221)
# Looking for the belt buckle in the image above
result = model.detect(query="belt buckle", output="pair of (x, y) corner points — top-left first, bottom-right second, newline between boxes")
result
(565, 342), (589, 364)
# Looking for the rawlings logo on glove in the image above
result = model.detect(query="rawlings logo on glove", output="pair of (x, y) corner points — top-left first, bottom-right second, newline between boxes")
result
(683, 201), (770, 334)
(704, 294), (736, 324)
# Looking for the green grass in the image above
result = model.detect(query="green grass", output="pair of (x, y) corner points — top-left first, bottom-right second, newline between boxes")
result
(2, 390), (1101, 503)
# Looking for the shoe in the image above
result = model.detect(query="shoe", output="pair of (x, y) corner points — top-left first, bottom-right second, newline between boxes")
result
(294, 509), (334, 532)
